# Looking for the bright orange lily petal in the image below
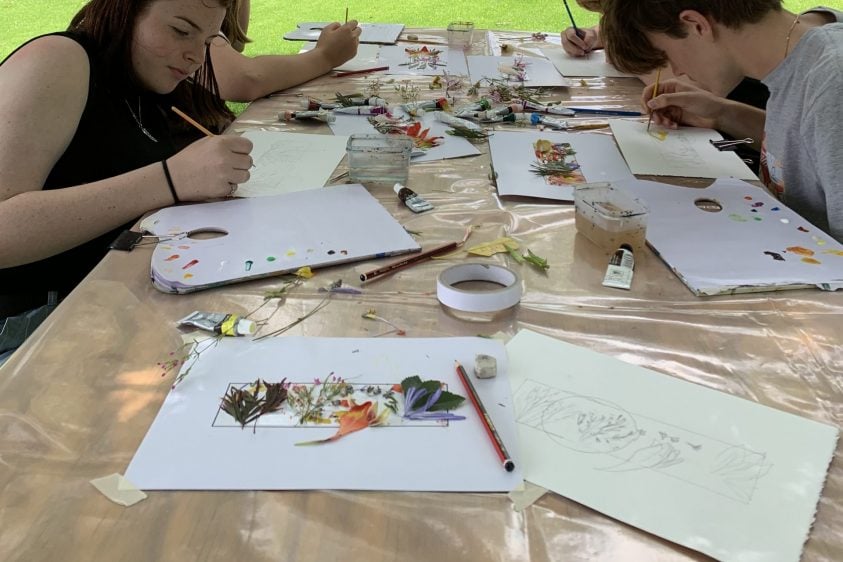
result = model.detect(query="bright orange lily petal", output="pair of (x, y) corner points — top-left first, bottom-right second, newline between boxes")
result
(296, 401), (376, 446)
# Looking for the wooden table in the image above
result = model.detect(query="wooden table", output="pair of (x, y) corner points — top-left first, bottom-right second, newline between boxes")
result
(0, 28), (840, 562)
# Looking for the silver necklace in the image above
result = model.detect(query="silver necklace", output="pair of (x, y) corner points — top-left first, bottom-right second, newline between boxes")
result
(124, 97), (159, 143)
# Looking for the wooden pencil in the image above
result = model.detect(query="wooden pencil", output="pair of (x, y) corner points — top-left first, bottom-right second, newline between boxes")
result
(171, 106), (214, 137)
(359, 241), (458, 283)
(646, 68), (661, 132)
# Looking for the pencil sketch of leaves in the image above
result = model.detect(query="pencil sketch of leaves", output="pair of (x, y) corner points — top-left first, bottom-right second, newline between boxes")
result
(599, 440), (684, 472)
(709, 445), (773, 502)
(515, 383), (640, 454)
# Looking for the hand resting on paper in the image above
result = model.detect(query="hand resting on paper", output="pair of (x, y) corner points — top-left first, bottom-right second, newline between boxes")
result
(315, 20), (362, 68)
(166, 135), (253, 202)
(561, 25), (601, 57)
(642, 79), (766, 147)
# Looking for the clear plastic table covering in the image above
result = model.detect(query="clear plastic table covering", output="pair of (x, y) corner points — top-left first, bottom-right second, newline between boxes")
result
(0, 29), (840, 562)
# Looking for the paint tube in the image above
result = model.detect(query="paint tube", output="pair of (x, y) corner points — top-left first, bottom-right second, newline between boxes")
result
(519, 100), (575, 116)
(402, 98), (448, 113)
(602, 245), (635, 290)
(501, 113), (533, 123)
(433, 111), (484, 132)
(280, 110), (336, 123)
(492, 103), (524, 116)
(332, 106), (388, 116)
(341, 96), (389, 107)
(178, 311), (257, 336)
(530, 113), (569, 130)
(300, 98), (323, 111)
(394, 182), (433, 213)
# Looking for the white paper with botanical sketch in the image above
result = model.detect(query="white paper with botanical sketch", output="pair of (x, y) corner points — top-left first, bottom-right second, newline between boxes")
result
(378, 44), (469, 76)
(619, 178), (843, 295)
(488, 130), (634, 201)
(541, 48), (636, 78)
(298, 43), (380, 72)
(507, 329), (837, 562)
(610, 118), (758, 179)
(235, 131), (348, 197)
(466, 55), (574, 87)
(284, 22), (405, 44)
(125, 337), (523, 491)
(327, 109), (480, 162)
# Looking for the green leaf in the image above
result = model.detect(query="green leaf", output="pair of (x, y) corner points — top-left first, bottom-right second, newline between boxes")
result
(524, 249), (550, 271)
(506, 246), (525, 264)
(428, 390), (465, 412)
(400, 375), (423, 395)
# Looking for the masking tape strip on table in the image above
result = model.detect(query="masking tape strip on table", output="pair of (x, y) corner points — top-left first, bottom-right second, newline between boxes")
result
(436, 263), (523, 312)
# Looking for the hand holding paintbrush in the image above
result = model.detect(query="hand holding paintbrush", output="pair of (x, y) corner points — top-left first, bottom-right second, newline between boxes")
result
(561, 0), (594, 57)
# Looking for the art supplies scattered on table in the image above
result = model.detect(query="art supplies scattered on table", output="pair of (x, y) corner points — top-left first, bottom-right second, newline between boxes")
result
(394, 182), (433, 213)
(542, 48), (637, 78)
(602, 245), (635, 290)
(284, 22), (405, 44)
(466, 55), (574, 87)
(346, 134), (413, 185)
(488, 130), (634, 201)
(618, 178), (843, 295)
(573, 183), (649, 253)
(234, 131), (347, 197)
(446, 21), (475, 49)
(378, 45), (469, 76)
(178, 311), (256, 336)
(610, 119), (758, 180)
(436, 263), (523, 312)
(360, 241), (459, 283)
(140, 184), (420, 293)
(329, 110), (481, 163)
(125, 336), (522, 491)
(333, 105), (388, 116)
(507, 328), (838, 562)
(455, 360), (515, 472)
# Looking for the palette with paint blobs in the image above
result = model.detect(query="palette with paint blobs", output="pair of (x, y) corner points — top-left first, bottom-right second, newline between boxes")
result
(617, 178), (843, 296)
(140, 184), (420, 293)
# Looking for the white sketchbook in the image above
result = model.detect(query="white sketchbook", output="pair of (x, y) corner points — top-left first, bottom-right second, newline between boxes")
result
(378, 44), (469, 76)
(542, 48), (636, 78)
(140, 184), (420, 293)
(466, 55), (574, 88)
(508, 329), (837, 562)
(488, 130), (634, 201)
(619, 178), (843, 295)
(328, 110), (480, 163)
(610, 119), (758, 180)
(235, 131), (347, 198)
(125, 337), (523, 492)
(284, 22), (405, 44)
(298, 43), (380, 72)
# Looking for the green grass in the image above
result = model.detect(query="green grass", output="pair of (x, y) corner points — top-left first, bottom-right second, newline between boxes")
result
(1, 0), (825, 60)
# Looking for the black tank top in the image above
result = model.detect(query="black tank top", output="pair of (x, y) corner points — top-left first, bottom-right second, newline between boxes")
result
(0, 32), (201, 315)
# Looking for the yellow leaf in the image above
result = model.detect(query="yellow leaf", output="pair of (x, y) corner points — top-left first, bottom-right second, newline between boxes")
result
(295, 266), (314, 279)
(467, 237), (520, 257)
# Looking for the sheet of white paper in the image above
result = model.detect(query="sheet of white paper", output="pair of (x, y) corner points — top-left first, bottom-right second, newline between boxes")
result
(542, 48), (636, 78)
(610, 119), (757, 180)
(488, 130), (634, 201)
(508, 329), (837, 562)
(125, 337), (523, 491)
(487, 32), (562, 57)
(235, 131), (347, 198)
(298, 43), (380, 72)
(284, 22), (405, 44)
(328, 110), (480, 163)
(379, 44), (469, 76)
(140, 184), (420, 293)
(466, 55), (573, 87)
(618, 178), (843, 295)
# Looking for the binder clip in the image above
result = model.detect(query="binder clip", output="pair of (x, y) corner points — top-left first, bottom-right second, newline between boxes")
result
(709, 138), (754, 152)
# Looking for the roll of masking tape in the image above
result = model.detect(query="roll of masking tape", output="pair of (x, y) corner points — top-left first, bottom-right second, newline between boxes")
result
(436, 263), (522, 312)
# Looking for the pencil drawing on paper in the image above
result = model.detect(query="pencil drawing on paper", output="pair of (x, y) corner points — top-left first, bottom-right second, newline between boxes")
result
(514, 379), (772, 503)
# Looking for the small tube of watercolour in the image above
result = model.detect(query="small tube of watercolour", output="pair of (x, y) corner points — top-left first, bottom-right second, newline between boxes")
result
(332, 106), (388, 116)
(602, 245), (635, 290)
(281, 110), (336, 123)
(433, 111), (484, 132)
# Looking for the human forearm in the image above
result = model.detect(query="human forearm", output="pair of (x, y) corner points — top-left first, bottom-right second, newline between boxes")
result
(212, 46), (335, 101)
(713, 99), (766, 150)
(0, 162), (171, 267)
